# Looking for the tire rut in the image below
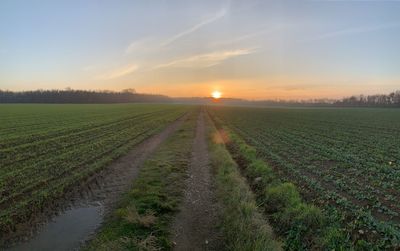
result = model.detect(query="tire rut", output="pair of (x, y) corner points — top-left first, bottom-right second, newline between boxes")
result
(4, 112), (190, 251)
(171, 110), (222, 251)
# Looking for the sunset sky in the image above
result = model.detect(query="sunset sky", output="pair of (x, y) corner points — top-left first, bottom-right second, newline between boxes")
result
(1, 0), (399, 100)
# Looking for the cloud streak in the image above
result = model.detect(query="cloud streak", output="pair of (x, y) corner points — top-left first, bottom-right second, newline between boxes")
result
(155, 48), (255, 69)
(210, 23), (288, 48)
(97, 64), (138, 80)
(125, 38), (156, 54)
(125, 8), (226, 55)
(303, 22), (400, 42)
(160, 8), (227, 48)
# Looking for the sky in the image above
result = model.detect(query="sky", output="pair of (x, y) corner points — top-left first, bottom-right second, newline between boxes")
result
(0, 0), (399, 100)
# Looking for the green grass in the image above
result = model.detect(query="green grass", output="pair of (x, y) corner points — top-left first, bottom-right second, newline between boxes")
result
(84, 110), (197, 251)
(205, 114), (282, 251)
(208, 106), (400, 249)
(0, 104), (191, 239)
(208, 112), (351, 250)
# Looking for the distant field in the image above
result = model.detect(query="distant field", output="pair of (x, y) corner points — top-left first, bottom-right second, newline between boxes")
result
(208, 106), (400, 248)
(0, 104), (190, 236)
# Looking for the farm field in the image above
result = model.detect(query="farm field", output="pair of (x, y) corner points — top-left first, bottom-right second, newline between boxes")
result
(2, 104), (400, 250)
(207, 106), (400, 248)
(3, 0), (400, 249)
(0, 104), (191, 242)
(84, 108), (281, 251)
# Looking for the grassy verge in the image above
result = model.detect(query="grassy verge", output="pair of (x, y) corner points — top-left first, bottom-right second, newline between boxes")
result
(205, 114), (282, 251)
(208, 114), (353, 251)
(84, 112), (197, 251)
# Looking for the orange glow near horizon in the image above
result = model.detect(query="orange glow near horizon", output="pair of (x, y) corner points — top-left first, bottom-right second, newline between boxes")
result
(126, 77), (399, 101)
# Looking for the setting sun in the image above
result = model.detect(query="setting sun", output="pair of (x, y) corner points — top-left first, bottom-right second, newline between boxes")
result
(211, 91), (222, 99)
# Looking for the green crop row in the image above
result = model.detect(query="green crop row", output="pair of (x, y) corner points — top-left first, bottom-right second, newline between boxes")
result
(207, 106), (400, 249)
(208, 113), (351, 250)
(206, 114), (282, 251)
(0, 104), (191, 242)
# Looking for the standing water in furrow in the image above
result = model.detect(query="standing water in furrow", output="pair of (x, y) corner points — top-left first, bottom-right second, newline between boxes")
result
(4, 111), (189, 251)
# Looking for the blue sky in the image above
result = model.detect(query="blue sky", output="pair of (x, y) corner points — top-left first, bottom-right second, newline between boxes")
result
(0, 0), (399, 99)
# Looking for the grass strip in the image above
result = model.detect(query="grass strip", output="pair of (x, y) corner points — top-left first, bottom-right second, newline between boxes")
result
(206, 115), (282, 251)
(209, 114), (353, 251)
(84, 112), (196, 251)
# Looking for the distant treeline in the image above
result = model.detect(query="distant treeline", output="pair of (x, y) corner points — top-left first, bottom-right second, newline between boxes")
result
(0, 89), (172, 103)
(334, 91), (400, 107)
(252, 91), (400, 107)
(0, 89), (399, 107)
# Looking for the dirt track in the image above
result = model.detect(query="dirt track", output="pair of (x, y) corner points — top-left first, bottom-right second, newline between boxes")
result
(171, 110), (221, 251)
(5, 113), (189, 251)
(71, 112), (189, 211)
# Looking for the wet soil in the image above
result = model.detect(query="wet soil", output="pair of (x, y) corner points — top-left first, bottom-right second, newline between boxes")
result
(4, 113), (189, 251)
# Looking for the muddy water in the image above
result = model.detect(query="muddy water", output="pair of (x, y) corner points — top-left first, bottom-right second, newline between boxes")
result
(7, 206), (102, 251)
(3, 113), (188, 251)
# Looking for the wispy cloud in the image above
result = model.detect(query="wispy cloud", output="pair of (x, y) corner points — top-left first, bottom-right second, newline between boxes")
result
(160, 9), (227, 48)
(125, 38), (156, 54)
(302, 22), (400, 42)
(97, 64), (138, 80)
(155, 48), (255, 69)
(210, 23), (288, 48)
(125, 9), (226, 54)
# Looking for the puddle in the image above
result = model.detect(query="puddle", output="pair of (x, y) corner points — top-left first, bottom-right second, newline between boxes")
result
(2, 114), (188, 251)
(6, 205), (103, 251)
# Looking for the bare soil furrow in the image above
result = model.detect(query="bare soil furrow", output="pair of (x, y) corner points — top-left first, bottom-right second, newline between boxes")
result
(171, 110), (221, 251)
